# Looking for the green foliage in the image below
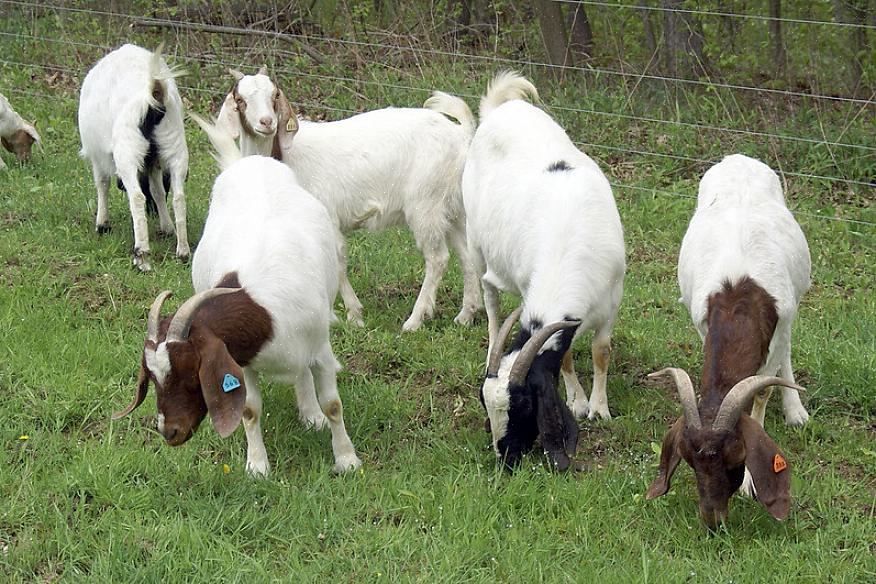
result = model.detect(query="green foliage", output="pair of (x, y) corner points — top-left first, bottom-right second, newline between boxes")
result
(1, 5), (875, 582)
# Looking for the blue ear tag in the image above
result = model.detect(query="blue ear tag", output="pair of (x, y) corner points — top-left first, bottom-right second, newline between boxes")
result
(222, 373), (241, 393)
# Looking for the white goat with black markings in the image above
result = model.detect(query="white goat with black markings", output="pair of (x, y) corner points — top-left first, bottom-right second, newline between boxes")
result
(464, 72), (626, 470)
(0, 92), (41, 169)
(113, 115), (361, 476)
(215, 67), (481, 331)
(646, 154), (810, 527)
(78, 44), (189, 271)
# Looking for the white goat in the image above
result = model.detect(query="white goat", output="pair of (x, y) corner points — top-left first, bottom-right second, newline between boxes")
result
(215, 68), (481, 331)
(464, 72), (626, 470)
(113, 115), (362, 476)
(78, 44), (189, 271)
(0, 92), (41, 169)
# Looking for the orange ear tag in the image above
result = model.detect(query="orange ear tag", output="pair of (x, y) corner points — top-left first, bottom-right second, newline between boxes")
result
(773, 454), (788, 473)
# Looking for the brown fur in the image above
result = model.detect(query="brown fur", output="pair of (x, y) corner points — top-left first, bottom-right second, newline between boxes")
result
(2, 129), (36, 161)
(117, 272), (274, 445)
(647, 277), (790, 528)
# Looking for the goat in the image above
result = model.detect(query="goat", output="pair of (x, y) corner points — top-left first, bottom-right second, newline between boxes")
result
(112, 115), (362, 476)
(78, 44), (189, 271)
(646, 153), (810, 528)
(215, 67), (481, 331)
(463, 72), (626, 470)
(0, 92), (40, 169)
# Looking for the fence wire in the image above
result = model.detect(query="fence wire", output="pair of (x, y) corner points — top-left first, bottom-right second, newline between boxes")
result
(0, 0), (873, 229)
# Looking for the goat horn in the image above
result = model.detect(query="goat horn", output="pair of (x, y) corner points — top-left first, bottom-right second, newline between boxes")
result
(147, 290), (173, 342)
(257, 64), (268, 76)
(508, 319), (581, 386)
(486, 306), (523, 376)
(166, 288), (239, 343)
(228, 68), (245, 81)
(649, 367), (701, 430)
(712, 376), (805, 432)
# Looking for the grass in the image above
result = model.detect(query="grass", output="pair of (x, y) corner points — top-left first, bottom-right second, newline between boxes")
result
(1, 8), (875, 583)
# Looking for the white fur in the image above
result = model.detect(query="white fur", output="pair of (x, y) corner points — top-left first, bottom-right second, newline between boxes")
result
(678, 153), (811, 438)
(464, 72), (626, 446)
(78, 44), (189, 271)
(217, 73), (481, 331)
(144, 343), (171, 386)
(192, 118), (361, 475)
(0, 92), (40, 169)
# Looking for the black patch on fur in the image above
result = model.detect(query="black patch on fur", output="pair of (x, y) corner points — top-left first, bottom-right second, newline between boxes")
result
(546, 160), (572, 172)
(116, 102), (168, 215)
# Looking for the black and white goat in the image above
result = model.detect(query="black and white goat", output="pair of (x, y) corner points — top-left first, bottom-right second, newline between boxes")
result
(113, 116), (361, 476)
(215, 67), (481, 331)
(463, 72), (626, 470)
(78, 44), (189, 271)
(646, 154), (810, 528)
(0, 92), (40, 169)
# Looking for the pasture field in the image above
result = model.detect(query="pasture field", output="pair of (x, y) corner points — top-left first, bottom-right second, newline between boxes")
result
(1, 7), (875, 583)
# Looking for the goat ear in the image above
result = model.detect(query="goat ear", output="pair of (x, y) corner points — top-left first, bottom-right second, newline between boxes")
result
(272, 87), (298, 162)
(534, 372), (578, 471)
(112, 355), (150, 420)
(646, 417), (684, 499)
(216, 91), (241, 140)
(22, 124), (40, 143)
(738, 414), (792, 520)
(196, 333), (246, 438)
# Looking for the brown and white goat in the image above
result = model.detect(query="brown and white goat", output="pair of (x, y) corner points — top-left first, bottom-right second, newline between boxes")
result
(0, 92), (40, 168)
(647, 154), (811, 528)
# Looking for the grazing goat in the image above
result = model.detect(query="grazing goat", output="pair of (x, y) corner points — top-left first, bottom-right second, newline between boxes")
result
(113, 116), (361, 476)
(463, 72), (626, 470)
(78, 44), (189, 271)
(0, 92), (40, 169)
(215, 67), (481, 331)
(646, 153), (810, 528)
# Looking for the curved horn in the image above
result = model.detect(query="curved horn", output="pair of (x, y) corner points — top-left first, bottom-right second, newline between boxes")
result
(713, 376), (805, 432)
(166, 288), (239, 343)
(508, 319), (581, 386)
(649, 367), (701, 430)
(257, 64), (269, 76)
(147, 290), (172, 342)
(487, 306), (523, 376)
(228, 68), (245, 81)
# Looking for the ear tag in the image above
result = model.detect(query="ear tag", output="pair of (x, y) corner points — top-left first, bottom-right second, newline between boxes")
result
(286, 118), (296, 132)
(773, 454), (787, 473)
(222, 373), (241, 393)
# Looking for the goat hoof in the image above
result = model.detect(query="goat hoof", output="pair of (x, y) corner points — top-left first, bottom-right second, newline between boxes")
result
(132, 249), (151, 272)
(587, 405), (611, 421)
(347, 314), (364, 328)
(176, 249), (190, 263)
(332, 453), (363, 474)
(245, 459), (270, 477)
(570, 401), (590, 420)
(784, 409), (809, 427)
(96, 223), (111, 235)
(402, 317), (423, 332)
(454, 309), (476, 326)
(300, 412), (328, 430)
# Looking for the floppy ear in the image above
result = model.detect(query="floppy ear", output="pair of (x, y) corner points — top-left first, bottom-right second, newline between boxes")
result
(738, 414), (792, 520)
(271, 87), (298, 162)
(646, 417), (684, 499)
(534, 371), (578, 471)
(23, 123), (40, 143)
(113, 354), (150, 419)
(196, 333), (246, 438)
(216, 90), (241, 140)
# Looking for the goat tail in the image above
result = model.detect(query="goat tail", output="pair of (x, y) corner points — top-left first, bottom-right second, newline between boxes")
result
(147, 43), (186, 109)
(190, 112), (242, 172)
(479, 70), (539, 120)
(424, 91), (475, 137)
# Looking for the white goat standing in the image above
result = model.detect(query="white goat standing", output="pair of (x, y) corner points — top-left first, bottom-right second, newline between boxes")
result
(0, 92), (41, 169)
(78, 44), (189, 271)
(215, 68), (481, 331)
(464, 72), (626, 469)
(113, 116), (361, 476)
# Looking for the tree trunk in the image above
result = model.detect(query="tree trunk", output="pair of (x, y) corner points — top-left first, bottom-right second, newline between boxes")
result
(661, 0), (710, 77)
(639, 0), (657, 57)
(532, 0), (571, 71)
(769, 0), (787, 78)
(832, 0), (870, 94)
(567, 3), (594, 59)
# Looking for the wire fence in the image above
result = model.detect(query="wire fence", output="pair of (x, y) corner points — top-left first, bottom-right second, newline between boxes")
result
(0, 0), (873, 229)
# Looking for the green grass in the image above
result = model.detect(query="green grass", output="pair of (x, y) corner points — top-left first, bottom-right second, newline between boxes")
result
(2, 9), (875, 583)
